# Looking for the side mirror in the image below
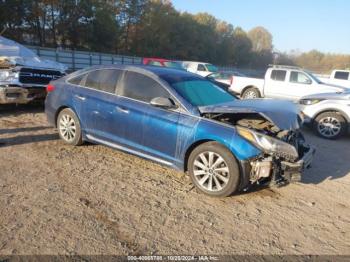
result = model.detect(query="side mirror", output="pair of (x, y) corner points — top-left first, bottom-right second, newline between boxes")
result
(150, 97), (178, 109)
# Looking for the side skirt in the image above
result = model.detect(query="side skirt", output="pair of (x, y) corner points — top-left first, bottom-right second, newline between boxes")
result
(85, 134), (177, 168)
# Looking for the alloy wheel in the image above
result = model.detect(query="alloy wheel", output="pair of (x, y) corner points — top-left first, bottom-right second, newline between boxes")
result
(317, 116), (341, 138)
(193, 151), (230, 192)
(243, 90), (258, 99)
(59, 114), (77, 142)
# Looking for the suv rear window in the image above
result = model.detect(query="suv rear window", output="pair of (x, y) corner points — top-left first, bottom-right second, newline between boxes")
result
(334, 71), (349, 80)
(84, 69), (122, 93)
(271, 70), (286, 81)
(118, 71), (170, 103)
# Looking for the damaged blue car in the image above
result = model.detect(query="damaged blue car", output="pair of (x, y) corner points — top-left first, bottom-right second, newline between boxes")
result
(45, 65), (315, 197)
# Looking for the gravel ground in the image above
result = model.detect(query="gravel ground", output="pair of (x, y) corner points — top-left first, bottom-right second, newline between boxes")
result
(0, 104), (349, 255)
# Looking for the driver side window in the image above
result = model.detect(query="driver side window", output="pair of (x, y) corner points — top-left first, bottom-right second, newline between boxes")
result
(290, 71), (312, 84)
(197, 64), (206, 71)
(118, 71), (171, 103)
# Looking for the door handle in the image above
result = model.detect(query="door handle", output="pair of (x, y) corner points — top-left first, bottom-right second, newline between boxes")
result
(116, 106), (129, 114)
(75, 94), (86, 101)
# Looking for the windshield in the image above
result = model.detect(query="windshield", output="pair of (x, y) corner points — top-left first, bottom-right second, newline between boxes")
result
(161, 75), (235, 106)
(164, 61), (184, 70)
(306, 71), (323, 84)
(205, 64), (218, 73)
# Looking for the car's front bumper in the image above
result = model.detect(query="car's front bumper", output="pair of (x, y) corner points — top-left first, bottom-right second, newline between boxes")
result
(239, 143), (316, 190)
(0, 86), (46, 104)
(280, 145), (315, 183)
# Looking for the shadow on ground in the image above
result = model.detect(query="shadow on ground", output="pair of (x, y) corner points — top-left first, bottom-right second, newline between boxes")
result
(301, 128), (350, 184)
(0, 103), (44, 117)
(0, 133), (58, 147)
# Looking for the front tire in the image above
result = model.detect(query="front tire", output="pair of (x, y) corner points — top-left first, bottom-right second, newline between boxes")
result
(57, 108), (83, 146)
(188, 142), (240, 197)
(241, 87), (260, 99)
(313, 112), (347, 139)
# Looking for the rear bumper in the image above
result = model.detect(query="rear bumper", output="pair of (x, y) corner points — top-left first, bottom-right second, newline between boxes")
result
(0, 86), (46, 104)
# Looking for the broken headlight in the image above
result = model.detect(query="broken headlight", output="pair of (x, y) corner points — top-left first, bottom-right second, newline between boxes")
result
(237, 126), (298, 160)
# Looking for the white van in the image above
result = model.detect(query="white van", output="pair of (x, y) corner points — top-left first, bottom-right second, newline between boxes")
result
(181, 61), (218, 77)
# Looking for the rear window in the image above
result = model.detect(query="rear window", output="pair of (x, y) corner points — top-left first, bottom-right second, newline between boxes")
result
(271, 70), (286, 81)
(334, 71), (349, 80)
(84, 69), (122, 93)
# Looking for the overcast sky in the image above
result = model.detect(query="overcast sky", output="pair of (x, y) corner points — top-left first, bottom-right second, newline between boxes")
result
(172, 0), (350, 54)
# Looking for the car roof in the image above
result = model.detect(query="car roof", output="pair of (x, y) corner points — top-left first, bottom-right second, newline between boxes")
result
(70, 64), (199, 80)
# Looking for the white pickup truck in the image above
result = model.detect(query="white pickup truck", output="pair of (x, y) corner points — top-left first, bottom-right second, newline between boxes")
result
(317, 70), (350, 88)
(229, 65), (348, 100)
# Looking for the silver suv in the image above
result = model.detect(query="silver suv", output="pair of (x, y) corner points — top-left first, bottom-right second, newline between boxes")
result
(299, 91), (350, 139)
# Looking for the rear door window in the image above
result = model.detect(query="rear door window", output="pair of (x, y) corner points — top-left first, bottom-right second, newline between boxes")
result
(68, 73), (87, 85)
(334, 71), (349, 80)
(84, 69), (122, 94)
(118, 71), (170, 103)
(270, 70), (287, 81)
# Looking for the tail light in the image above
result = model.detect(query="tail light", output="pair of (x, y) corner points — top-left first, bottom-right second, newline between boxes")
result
(46, 84), (55, 92)
(230, 76), (234, 85)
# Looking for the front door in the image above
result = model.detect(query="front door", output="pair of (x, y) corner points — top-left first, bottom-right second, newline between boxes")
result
(116, 70), (180, 164)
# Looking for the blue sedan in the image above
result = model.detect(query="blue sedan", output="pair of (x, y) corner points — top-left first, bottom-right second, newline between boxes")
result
(45, 65), (314, 197)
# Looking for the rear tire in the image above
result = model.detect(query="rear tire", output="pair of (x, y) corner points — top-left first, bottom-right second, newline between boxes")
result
(57, 108), (83, 146)
(188, 142), (240, 197)
(241, 87), (260, 99)
(313, 112), (347, 139)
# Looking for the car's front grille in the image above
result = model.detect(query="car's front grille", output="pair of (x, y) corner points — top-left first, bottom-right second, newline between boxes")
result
(19, 68), (63, 85)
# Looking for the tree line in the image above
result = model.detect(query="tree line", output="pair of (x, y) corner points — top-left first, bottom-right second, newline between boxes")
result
(278, 50), (350, 74)
(0, 0), (348, 72)
(0, 0), (274, 68)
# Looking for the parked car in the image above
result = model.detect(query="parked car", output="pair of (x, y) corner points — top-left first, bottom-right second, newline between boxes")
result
(204, 73), (239, 95)
(299, 91), (350, 139)
(206, 71), (246, 86)
(230, 65), (348, 100)
(143, 57), (184, 70)
(317, 70), (350, 88)
(45, 65), (314, 197)
(181, 61), (218, 77)
(0, 36), (66, 104)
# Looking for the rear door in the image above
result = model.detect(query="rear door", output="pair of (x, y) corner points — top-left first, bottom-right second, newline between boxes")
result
(264, 69), (289, 99)
(71, 69), (123, 140)
(116, 71), (180, 163)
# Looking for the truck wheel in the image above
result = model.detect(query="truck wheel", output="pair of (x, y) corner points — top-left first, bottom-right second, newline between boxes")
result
(188, 142), (240, 197)
(313, 112), (347, 139)
(242, 88), (260, 99)
(57, 108), (83, 146)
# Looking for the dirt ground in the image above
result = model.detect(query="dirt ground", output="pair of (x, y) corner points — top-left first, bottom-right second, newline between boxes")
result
(0, 104), (349, 256)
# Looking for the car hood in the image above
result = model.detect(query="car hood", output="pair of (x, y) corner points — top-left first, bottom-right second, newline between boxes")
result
(301, 91), (350, 100)
(319, 82), (348, 92)
(0, 36), (67, 72)
(198, 99), (301, 130)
